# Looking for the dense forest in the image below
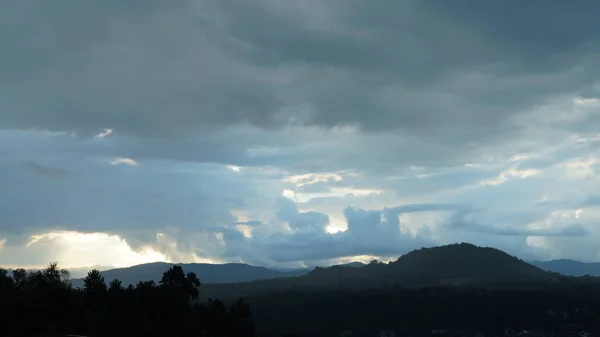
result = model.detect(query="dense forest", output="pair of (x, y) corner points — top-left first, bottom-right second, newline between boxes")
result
(0, 263), (255, 337)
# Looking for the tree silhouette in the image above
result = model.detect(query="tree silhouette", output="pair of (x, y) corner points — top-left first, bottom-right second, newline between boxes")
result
(109, 278), (123, 292)
(0, 262), (256, 337)
(83, 269), (107, 293)
(160, 265), (201, 300)
(0, 267), (13, 289)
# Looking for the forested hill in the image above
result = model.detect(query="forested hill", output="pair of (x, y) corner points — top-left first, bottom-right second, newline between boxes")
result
(306, 243), (555, 287)
(388, 243), (554, 282)
(199, 243), (563, 300)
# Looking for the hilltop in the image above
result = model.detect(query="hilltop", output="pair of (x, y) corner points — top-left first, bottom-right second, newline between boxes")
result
(388, 243), (554, 283)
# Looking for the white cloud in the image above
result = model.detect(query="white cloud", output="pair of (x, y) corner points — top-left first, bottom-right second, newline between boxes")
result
(110, 157), (138, 166)
(93, 128), (113, 139)
(227, 165), (242, 172)
(480, 168), (541, 186)
(283, 172), (344, 187)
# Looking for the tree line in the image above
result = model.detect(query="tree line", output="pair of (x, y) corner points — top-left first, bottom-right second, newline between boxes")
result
(0, 263), (255, 337)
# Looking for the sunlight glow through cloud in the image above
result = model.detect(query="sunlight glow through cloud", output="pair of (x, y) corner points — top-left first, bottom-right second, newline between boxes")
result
(26, 231), (167, 268)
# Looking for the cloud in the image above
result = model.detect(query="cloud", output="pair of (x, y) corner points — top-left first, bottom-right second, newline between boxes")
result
(22, 162), (70, 179)
(260, 203), (438, 263)
(275, 197), (329, 231)
(2, 1), (599, 146)
(0, 231), (168, 269)
(94, 129), (113, 139)
(2, 1), (600, 268)
(446, 209), (588, 238)
(110, 157), (138, 166)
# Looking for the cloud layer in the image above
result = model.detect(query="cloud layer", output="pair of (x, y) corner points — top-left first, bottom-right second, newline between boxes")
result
(2, 1), (600, 268)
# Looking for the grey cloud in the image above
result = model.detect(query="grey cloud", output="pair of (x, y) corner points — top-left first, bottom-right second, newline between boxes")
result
(275, 197), (329, 231)
(260, 202), (463, 263)
(583, 195), (600, 207)
(2, 0), (599, 149)
(0, 153), (258, 241)
(387, 203), (463, 214)
(447, 209), (588, 238)
(22, 162), (70, 179)
(4, 1), (600, 267)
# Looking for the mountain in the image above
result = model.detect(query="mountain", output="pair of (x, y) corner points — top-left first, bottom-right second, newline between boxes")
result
(68, 243), (559, 293)
(198, 243), (560, 300)
(70, 260), (366, 288)
(70, 262), (308, 288)
(531, 259), (600, 276)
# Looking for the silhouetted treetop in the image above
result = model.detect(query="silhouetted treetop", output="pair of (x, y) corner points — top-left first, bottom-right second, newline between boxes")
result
(160, 264), (201, 300)
(0, 262), (254, 337)
(83, 269), (107, 293)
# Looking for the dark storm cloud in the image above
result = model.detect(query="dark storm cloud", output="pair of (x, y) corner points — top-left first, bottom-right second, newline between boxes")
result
(2, 0), (599, 145)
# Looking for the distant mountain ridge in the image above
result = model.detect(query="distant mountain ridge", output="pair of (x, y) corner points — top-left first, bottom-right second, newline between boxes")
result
(69, 260), (368, 288)
(531, 259), (600, 277)
(70, 262), (310, 288)
(69, 244), (600, 290)
(12, 245), (600, 290)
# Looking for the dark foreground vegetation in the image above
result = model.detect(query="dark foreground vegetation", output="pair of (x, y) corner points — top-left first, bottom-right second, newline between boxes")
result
(249, 285), (600, 337)
(0, 263), (255, 337)
(5, 244), (600, 337)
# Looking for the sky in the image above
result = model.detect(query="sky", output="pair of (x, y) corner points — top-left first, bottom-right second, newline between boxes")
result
(2, 0), (600, 270)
